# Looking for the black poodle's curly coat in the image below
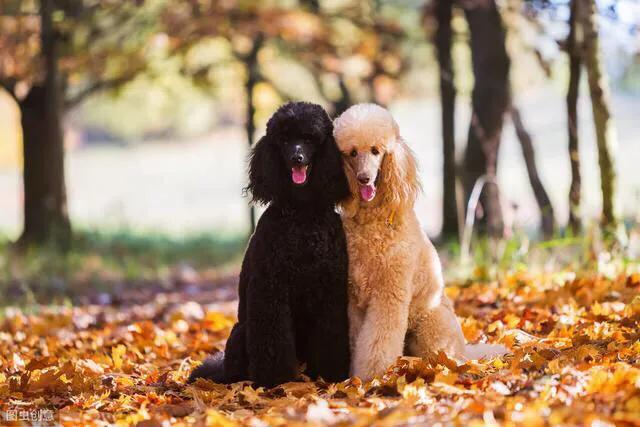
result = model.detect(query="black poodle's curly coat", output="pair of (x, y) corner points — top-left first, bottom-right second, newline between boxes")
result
(189, 102), (351, 387)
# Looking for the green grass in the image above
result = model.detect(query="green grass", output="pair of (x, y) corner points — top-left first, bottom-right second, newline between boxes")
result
(1, 221), (638, 309)
(439, 220), (640, 283)
(71, 228), (246, 269)
(0, 228), (247, 307)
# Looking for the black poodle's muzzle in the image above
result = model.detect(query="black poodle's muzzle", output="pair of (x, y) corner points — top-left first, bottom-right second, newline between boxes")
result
(285, 143), (313, 185)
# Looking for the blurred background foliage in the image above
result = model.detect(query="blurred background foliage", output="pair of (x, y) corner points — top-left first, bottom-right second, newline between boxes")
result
(0, 0), (639, 303)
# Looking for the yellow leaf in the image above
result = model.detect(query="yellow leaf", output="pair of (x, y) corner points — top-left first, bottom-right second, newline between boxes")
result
(205, 409), (240, 427)
(112, 345), (126, 371)
(204, 311), (234, 331)
(492, 358), (506, 369)
(547, 358), (563, 374)
(487, 321), (503, 333)
(625, 396), (640, 413)
(591, 301), (604, 316)
(434, 370), (458, 385)
(115, 376), (135, 389)
(504, 314), (520, 328)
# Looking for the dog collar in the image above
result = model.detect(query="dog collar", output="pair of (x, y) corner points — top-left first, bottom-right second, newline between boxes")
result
(386, 210), (396, 228)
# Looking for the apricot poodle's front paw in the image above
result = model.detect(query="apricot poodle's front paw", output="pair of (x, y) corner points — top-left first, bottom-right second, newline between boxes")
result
(352, 357), (390, 382)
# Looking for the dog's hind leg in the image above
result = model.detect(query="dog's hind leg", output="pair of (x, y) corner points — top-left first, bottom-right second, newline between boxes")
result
(406, 295), (465, 360)
(222, 322), (249, 382)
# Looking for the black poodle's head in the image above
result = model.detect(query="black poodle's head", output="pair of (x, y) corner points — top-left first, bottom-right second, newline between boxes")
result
(247, 102), (350, 207)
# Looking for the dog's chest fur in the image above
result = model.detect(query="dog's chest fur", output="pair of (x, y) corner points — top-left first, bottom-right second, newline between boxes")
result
(266, 206), (347, 313)
(342, 217), (412, 308)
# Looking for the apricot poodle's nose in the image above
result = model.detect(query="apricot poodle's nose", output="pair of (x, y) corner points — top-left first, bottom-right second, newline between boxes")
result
(357, 174), (370, 185)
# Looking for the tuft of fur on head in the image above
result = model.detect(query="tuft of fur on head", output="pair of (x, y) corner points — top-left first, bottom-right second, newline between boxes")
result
(333, 103), (421, 218)
(334, 103), (399, 153)
(246, 102), (350, 207)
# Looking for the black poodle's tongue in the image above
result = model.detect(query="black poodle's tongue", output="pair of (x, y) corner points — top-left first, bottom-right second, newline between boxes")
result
(291, 166), (308, 184)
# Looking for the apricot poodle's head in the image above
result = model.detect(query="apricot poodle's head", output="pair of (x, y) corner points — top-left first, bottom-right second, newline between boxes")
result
(333, 103), (420, 216)
(247, 102), (350, 207)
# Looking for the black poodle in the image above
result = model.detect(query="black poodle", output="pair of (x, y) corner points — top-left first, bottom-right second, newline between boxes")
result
(189, 102), (351, 388)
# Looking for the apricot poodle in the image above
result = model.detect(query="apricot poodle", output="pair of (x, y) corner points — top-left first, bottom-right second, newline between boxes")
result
(333, 103), (467, 381)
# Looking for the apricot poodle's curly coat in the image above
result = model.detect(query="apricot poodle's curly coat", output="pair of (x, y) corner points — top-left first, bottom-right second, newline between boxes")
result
(334, 103), (466, 380)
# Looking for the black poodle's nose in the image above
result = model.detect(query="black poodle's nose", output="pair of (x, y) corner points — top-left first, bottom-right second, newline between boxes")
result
(357, 174), (370, 185)
(291, 153), (305, 165)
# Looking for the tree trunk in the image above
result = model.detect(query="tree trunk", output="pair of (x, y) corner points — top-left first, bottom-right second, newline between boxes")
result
(511, 106), (555, 237)
(245, 68), (257, 234)
(243, 35), (263, 234)
(567, 0), (582, 234)
(578, 0), (619, 228)
(18, 0), (71, 247)
(434, 0), (459, 239)
(462, 0), (510, 238)
(332, 77), (353, 117)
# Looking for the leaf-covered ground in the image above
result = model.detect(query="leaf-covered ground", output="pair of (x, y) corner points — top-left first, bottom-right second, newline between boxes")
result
(1, 270), (640, 426)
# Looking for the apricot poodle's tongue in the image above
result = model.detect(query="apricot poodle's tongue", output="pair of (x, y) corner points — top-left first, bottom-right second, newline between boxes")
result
(360, 184), (376, 202)
(291, 166), (307, 184)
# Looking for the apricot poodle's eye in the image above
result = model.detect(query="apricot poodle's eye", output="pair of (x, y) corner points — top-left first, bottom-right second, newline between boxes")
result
(350, 149), (357, 157)
(371, 146), (380, 155)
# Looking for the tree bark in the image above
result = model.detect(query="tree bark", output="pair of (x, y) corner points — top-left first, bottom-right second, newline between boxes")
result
(242, 34), (263, 234)
(332, 77), (353, 117)
(18, 0), (71, 247)
(578, 0), (619, 228)
(434, 0), (459, 239)
(567, 0), (583, 234)
(462, 0), (510, 238)
(511, 106), (555, 237)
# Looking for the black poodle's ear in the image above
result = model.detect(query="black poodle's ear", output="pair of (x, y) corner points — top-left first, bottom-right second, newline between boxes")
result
(312, 135), (351, 204)
(247, 135), (284, 205)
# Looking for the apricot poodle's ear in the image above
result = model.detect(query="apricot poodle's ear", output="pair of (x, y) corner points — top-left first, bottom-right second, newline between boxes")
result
(312, 135), (351, 205)
(247, 135), (284, 205)
(380, 138), (421, 213)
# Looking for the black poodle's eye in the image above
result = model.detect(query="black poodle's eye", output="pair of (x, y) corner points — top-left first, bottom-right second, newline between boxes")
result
(350, 149), (357, 157)
(371, 146), (379, 155)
